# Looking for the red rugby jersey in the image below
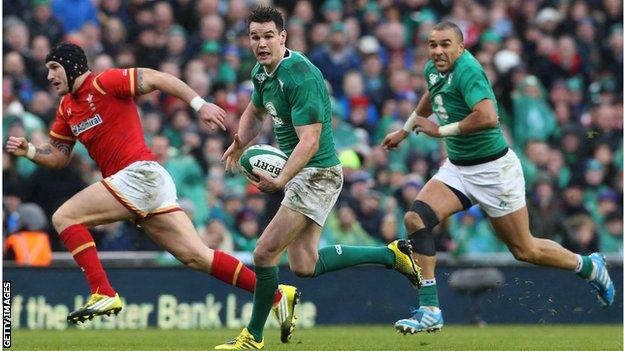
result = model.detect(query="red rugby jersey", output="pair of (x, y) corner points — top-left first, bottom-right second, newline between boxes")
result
(50, 68), (156, 178)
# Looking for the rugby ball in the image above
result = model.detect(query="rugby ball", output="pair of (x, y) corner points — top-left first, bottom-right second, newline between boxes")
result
(239, 144), (288, 181)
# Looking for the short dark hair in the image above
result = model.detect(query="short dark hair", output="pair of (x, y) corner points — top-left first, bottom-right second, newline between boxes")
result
(432, 21), (464, 43)
(247, 6), (284, 32)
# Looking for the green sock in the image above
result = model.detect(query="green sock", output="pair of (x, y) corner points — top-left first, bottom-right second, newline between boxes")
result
(247, 266), (278, 341)
(576, 255), (594, 279)
(419, 284), (439, 308)
(313, 245), (394, 277)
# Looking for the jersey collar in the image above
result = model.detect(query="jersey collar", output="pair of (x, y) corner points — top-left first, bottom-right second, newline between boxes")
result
(71, 72), (95, 98)
(263, 48), (292, 77)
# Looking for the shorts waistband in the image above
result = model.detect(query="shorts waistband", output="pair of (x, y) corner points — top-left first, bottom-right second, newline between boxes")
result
(449, 147), (509, 166)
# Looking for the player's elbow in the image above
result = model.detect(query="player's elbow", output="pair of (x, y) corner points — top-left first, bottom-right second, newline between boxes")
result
(53, 155), (71, 170)
(480, 112), (498, 129)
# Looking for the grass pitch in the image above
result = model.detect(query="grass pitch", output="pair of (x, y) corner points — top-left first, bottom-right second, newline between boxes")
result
(11, 325), (622, 350)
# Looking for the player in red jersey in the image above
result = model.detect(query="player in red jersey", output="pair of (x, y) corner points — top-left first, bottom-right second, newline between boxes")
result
(6, 43), (298, 337)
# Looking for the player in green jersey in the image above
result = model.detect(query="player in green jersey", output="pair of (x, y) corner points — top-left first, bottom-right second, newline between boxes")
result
(383, 22), (614, 334)
(215, 7), (422, 350)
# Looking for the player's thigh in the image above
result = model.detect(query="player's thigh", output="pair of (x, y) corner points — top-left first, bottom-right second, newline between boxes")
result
(488, 205), (533, 250)
(256, 205), (309, 258)
(140, 210), (214, 266)
(462, 149), (526, 218)
(53, 181), (133, 231)
(416, 179), (465, 221)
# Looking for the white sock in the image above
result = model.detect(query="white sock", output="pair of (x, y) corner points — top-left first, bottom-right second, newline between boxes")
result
(422, 278), (436, 287)
(574, 254), (583, 273)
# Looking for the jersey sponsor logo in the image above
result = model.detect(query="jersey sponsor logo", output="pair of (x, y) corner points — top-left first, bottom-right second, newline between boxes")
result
(70, 113), (103, 135)
(429, 73), (438, 85)
(265, 102), (283, 127)
(252, 158), (282, 177)
(255, 72), (267, 84)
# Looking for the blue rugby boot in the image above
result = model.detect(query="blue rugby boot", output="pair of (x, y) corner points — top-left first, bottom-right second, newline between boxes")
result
(588, 253), (615, 308)
(395, 307), (444, 334)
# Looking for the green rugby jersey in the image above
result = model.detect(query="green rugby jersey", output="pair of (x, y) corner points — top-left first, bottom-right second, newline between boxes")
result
(250, 49), (340, 168)
(424, 50), (507, 162)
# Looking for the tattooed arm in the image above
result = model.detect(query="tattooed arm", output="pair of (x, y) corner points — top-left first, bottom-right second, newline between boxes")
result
(134, 68), (198, 102)
(134, 68), (226, 131)
(5, 136), (73, 169)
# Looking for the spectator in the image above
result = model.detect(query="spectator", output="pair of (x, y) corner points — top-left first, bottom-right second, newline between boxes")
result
(562, 214), (599, 255)
(379, 213), (400, 244)
(356, 190), (385, 243)
(233, 208), (260, 252)
(102, 16), (127, 58)
(3, 202), (52, 266)
(511, 75), (557, 149)
(200, 216), (235, 252)
(309, 22), (361, 97)
(28, 35), (52, 90)
(450, 206), (505, 257)
(600, 211), (622, 254)
(4, 16), (30, 54)
(51, 0), (98, 34)
(324, 203), (377, 246)
(528, 177), (564, 241)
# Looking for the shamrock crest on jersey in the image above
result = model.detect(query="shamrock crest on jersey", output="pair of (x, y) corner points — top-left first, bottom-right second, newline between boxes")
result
(255, 72), (267, 84)
(429, 73), (438, 85)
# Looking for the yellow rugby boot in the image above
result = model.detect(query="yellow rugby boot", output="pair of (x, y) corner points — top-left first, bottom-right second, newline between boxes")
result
(271, 284), (301, 343)
(215, 328), (264, 350)
(388, 240), (423, 288)
(67, 293), (123, 324)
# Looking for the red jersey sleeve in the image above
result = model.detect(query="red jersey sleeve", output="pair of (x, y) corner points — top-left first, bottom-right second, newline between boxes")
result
(92, 68), (139, 98)
(49, 97), (77, 143)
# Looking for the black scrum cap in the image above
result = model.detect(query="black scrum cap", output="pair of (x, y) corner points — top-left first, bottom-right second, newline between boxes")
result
(45, 43), (89, 92)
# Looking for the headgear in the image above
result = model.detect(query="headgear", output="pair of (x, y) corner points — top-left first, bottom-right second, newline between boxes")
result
(45, 43), (89, 92)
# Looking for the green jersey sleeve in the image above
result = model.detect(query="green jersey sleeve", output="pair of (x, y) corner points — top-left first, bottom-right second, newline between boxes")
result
(251, 81), (263, 109)
(286, 77), (324, 125)
(250, 65), (264, 109)
(456, 66), (494, 109)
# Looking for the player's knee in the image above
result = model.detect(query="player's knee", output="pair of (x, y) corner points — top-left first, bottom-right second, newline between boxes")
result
(52, 208), (72, 233)
(170, 246), (209, 270)
(509, 244), (538, 264)
(291, 265), (315, 278)
(253, 246), (280, 266)
(407, 200), (439, 231)
(174, 251), (198, 268)
(289, 258), (316, 278)
(404, 212), (424, 233)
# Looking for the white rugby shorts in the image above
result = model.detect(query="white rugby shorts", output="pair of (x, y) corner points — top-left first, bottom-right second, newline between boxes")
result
(282, 165), (343, 226)
(102, 161), (180, 218)
(432, 149), (526, 218)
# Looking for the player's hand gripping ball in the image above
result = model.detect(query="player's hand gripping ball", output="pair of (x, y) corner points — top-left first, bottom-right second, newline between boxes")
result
(238, 144), (288, 182)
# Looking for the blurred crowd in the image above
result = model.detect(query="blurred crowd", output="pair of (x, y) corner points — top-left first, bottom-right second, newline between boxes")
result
(3, 0), (622, 265)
